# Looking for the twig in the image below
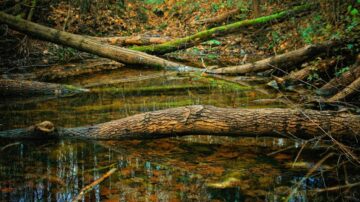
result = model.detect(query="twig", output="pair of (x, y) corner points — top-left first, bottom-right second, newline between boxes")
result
(72, 167), (117, 202)
(312, 181), (360, 193)
(286, 152), (334, 201)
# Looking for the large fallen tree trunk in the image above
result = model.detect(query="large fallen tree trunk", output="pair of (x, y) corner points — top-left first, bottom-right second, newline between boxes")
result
(0, 79), (88, 96)
(131, 4), (313, 55)
(0, 105), (359, 141)
(0, 12), (196, 71)
(206, 40), (340, 75)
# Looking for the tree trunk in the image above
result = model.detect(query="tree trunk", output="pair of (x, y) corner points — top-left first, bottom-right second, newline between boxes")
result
(206, 40), (340, 75)
(0, 11), (196, 71)
(0, 79), (88, 96)
(132, 4), (313, 55)
(1, 105), (359, 142)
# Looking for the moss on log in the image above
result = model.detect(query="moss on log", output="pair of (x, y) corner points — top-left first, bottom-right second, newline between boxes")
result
(0, 105), (359, 142)
(0, 79), (88, 96)
(131, 4), (313, 55)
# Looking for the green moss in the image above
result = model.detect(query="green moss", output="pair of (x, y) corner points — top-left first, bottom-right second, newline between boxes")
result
(131, 4), (313, 54)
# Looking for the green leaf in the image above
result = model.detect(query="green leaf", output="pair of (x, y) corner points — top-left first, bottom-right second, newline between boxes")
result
(350, 8), (359, 16)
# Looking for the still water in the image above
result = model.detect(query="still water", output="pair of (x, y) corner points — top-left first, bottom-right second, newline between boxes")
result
(0, 68), (356, 201)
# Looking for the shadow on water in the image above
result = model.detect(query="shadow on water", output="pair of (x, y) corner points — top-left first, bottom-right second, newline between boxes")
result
(0, 68), (358, 201)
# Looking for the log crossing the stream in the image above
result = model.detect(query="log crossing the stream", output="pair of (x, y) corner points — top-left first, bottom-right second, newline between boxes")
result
(0, 105), (359, 142)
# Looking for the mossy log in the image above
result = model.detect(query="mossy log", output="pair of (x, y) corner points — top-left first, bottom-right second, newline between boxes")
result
(206, 40), (340, 75)
(131, 4), (313, 55)
(0, 79), (88, 96)
(0, 11), (195, 71)
(0, 105), (359, 142)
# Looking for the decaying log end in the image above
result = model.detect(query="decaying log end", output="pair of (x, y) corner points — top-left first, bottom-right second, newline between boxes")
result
(0, 121), (58, 139)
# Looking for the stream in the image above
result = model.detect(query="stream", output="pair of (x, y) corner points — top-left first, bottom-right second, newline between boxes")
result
(0, 67), (356, 201)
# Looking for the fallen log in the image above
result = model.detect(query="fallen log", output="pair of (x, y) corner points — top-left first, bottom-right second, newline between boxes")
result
(317, 55), (360, 96)
(0, 11), (196, 71)
(0, 105), (359, 141)
(132, 4), (313, 55)
(206, 40), (340, 75)
(284, 57), (339, 82)
(91, 35), (172, 46)
(327, 77), (360, 102)
(0, 79), (88, 96)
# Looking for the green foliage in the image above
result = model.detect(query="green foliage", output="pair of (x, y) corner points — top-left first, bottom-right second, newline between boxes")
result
(335, 66), (350, 77)
(203, 39), (222, 46)
(144, 0), (164, 5)
(307, 72), (319, 82)
(345, 4), (359, 32)
(52, 46), (78, 63)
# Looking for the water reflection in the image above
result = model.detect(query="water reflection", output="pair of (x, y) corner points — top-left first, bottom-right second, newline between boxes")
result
(0, 138), (345, 201)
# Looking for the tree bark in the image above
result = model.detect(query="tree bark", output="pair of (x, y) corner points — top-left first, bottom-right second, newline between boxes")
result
(0, 11), (196, 71)
(318, 55), (360, 96)
(327, 77), (360, 102)
(284, 57), (339, 82)
(132, 4), (313, 55)
(91, 35), (172, 46)
(206, 40), (340, 75)
(0, 105), (359, 142)
(0, 79), (88, 96)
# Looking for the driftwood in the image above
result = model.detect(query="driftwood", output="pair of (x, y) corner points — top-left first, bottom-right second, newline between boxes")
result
(132, 4), (313, 55)
(0, 11), (196, 71)
(193, 8), (240, 25)
(0, 105), (359, 141)
(0, 79), (88, 96)
(206, 40), (340, 75)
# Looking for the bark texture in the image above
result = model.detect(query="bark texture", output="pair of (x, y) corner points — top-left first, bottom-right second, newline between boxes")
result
(0, 79), (88, 96)
(132, 4), (313, 55)
(1, 105), (359, 141)
(328, 77), (360, 102)
(206, 40), (339, 75)
(93, 35), (172, 46)
(318, 55), (360, 96)
(0, 11), (195, 71)
(285, 57), (338, 82)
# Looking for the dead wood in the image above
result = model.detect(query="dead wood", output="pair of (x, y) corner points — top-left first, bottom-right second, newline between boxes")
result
(206, 40), (340, 75)
(0, 11), (197, 71)
(328, 77), (360, 102)
(318, 55), (360, 96)
(0, 79), (88, 96)
(91, 35), (172, 46)
(0, 105), (359, 142)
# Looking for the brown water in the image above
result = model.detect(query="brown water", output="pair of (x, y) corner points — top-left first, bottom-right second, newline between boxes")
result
(0, 68), (356, 201)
